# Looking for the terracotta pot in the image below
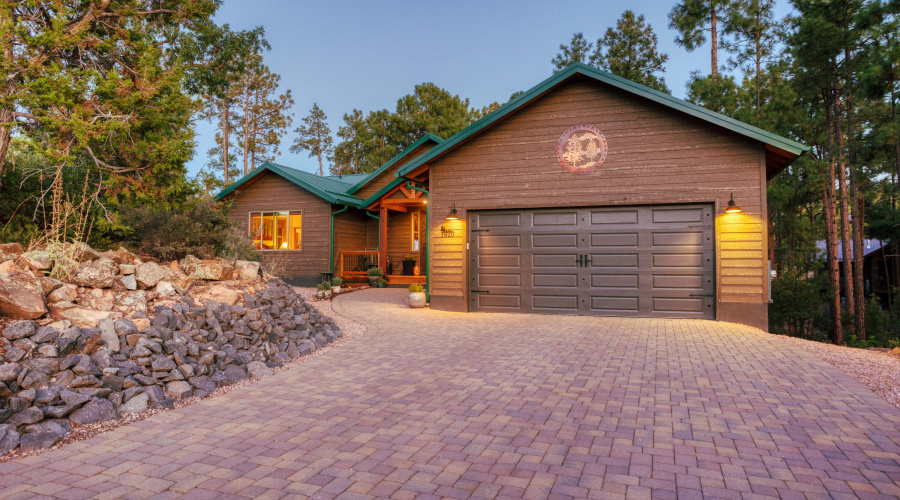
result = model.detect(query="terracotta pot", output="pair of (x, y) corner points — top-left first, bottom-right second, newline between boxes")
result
(408, 292), (426, 308)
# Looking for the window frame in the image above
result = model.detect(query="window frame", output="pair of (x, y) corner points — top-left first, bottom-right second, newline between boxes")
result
(248, 210), (303, 251)
(411, 211), (421, 251)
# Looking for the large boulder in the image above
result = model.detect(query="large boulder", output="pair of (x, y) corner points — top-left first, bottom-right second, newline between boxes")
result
(2, 321), (35, 340)
(0, 273), (47, 319)
(196, 285), (240, 307)
(134, 262), (166, 289)
(73, 259), (117, 289)
(0, 260), (23, 274)
(0, 424), (20, 455)
(181, 255), (226, 281)
(119, 392), (149, 414)
(164, 381), (192, 399)
(21, 250), (51, 271)
(68, 398), (117, 426)
(69, 242), (101, 263)
(49, 302), (122, 328)
(234, 260), (260, 281)
(97, 318), (120, 352)
(47, 285), (77, 304)
(0, 242), (24, 261)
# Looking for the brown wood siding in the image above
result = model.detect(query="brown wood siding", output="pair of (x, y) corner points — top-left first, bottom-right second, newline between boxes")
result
(226, 170), (332, 277)
(366, 217), (379, 250)
(355, 143), (436, 202)
(334, 209), (368, 256)
(385, 210), (414, 274)
(427, 79), (767, 316)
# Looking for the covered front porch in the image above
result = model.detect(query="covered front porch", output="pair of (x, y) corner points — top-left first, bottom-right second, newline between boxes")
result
(336, 250), (426, 286)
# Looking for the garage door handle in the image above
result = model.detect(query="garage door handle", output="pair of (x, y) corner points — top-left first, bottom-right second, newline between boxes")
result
(471, 290), (490, 293)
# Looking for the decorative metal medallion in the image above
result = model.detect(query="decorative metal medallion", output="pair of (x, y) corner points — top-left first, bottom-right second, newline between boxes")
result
(556, 125), (608, 174)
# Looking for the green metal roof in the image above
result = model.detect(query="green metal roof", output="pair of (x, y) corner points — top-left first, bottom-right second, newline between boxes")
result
(346, 133), (442, 195)
(215, 162), (364, 206)
(397, 62), (809, 178)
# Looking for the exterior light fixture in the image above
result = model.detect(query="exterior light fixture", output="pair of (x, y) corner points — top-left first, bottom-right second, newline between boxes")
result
(446, 203), (459, 221)
(725, 193), (742, 214)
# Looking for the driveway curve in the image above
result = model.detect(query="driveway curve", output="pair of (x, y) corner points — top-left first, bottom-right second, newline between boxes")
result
(2, 288), (900, 499)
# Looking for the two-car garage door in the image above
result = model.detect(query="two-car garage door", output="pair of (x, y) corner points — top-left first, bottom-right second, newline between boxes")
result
(468, 204), (715, 319)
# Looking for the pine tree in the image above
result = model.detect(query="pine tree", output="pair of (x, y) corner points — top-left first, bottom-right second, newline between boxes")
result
(551, 33), (594, 72)
(669, 0), (732, 84)
(232, 59), (294, 175)
(721, 0), (781, 124)
(591, 11), (670, 93)
(291, 104), (334, 176)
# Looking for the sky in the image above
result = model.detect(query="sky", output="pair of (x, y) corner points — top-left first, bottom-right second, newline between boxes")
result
(188, 0), (795, 178)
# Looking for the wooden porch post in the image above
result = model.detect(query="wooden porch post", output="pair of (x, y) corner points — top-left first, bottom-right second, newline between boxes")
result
(379, 206), (388, 271)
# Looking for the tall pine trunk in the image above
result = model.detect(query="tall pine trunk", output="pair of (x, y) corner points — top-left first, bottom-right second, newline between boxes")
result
(846, 83), (865, 341)
(222, 99), (230, 185)
(710, 6), (718, 84)
(824, 95), (843, 344)
(242, 86), (251, 176)
(835, 99), (855, 318)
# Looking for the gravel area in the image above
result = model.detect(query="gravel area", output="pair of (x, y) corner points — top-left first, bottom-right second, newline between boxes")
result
(0, 286), (367, 463)
(782, 336), (900, 410)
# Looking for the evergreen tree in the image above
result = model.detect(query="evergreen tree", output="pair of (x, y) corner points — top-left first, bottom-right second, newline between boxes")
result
(551, 33), (594, 72)
(591, 11), (670, 93)
(722, 0), (782, 124)
(669, 0), (732, 83)
(291, 104), (334, 176)
(232, 59), (294, 174)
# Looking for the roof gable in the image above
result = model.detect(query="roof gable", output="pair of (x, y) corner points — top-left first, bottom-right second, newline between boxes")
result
(215, 162), (363, 205)
(396, 62), (809, 179)
(346, 133), (442, 195)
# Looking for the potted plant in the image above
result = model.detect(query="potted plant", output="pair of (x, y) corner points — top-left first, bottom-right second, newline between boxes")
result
(377, 277), (388, 288)
(402, 254), (416, 276)
(331, 277), (343, 294)
(408, 284), (426, 308)
(315, 283), (327, 299)
(321, 281), (332, 298)
(367, 267), (384, 287)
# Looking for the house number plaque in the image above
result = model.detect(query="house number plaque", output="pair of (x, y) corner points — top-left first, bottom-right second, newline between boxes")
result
(556, 125), (608, 174)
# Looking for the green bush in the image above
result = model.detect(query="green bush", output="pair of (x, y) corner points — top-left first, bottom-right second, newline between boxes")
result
(408, 284), (423, 293)
(316, 283), (327, 291)
(769, 270), (829, 339)
(367, 267), (384, 277)
(332, 277), (343, 287)
(116, 198), (259, 261)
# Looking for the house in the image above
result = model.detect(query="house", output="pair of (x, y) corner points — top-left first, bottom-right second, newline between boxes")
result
(217, 63), (808, 331)
(815, 239), (890, 304)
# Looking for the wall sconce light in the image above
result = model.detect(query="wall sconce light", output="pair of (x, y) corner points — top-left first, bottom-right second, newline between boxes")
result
(446, 203), (459, 221)
(725, 192), (742, 213)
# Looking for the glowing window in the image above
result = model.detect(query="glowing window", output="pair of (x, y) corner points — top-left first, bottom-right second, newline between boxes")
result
(249, 211), (301, 250)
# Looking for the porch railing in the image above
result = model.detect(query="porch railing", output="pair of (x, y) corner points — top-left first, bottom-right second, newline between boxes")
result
(339, 250), (379, 276)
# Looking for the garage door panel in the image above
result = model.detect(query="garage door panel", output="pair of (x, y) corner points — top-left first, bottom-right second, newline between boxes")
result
(533, 294), (579, 311)
(478, 274), (522, 287)
(651, 252), (704, 269)
(533, 274), (578, 288)
(652, 297), (704, 313)
(651, 207), (704, 223)
(590, 232), (639, 247)
(477, 293), (521, 309)
(590, 274), (639, 289)
(652, 274), (704, 289)
(532, 233), (578, 248)
(477, 213), (521, 228)
(478, 234), (521, 249)
(477, 254), (520, 268)
(533, 211), (578, 227)
(652, 231), (703, 247)
(470, 205), (714, 319)
(588, 296), (640, 313)
(590, 253), (639, 268)
(590, 210), (638, 225)
(533, 254), (578, 268)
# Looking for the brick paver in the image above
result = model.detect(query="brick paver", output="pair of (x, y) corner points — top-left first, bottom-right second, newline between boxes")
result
(3, 288), (900, 499)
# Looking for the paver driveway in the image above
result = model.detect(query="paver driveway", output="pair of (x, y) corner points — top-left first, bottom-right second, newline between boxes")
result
(2, 289), (900, 499)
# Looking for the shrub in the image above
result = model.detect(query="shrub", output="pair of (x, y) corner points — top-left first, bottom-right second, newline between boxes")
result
(117, 198), (259, 261)
(316, 283), (327, 291)
(322, 281), (331, 288)
(403, 254), (416, 262)
(408, 284), (423, 293)
(332, 277), (344, 287)
(367, 267), (384, 277)
(769, 270), (829, 339)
